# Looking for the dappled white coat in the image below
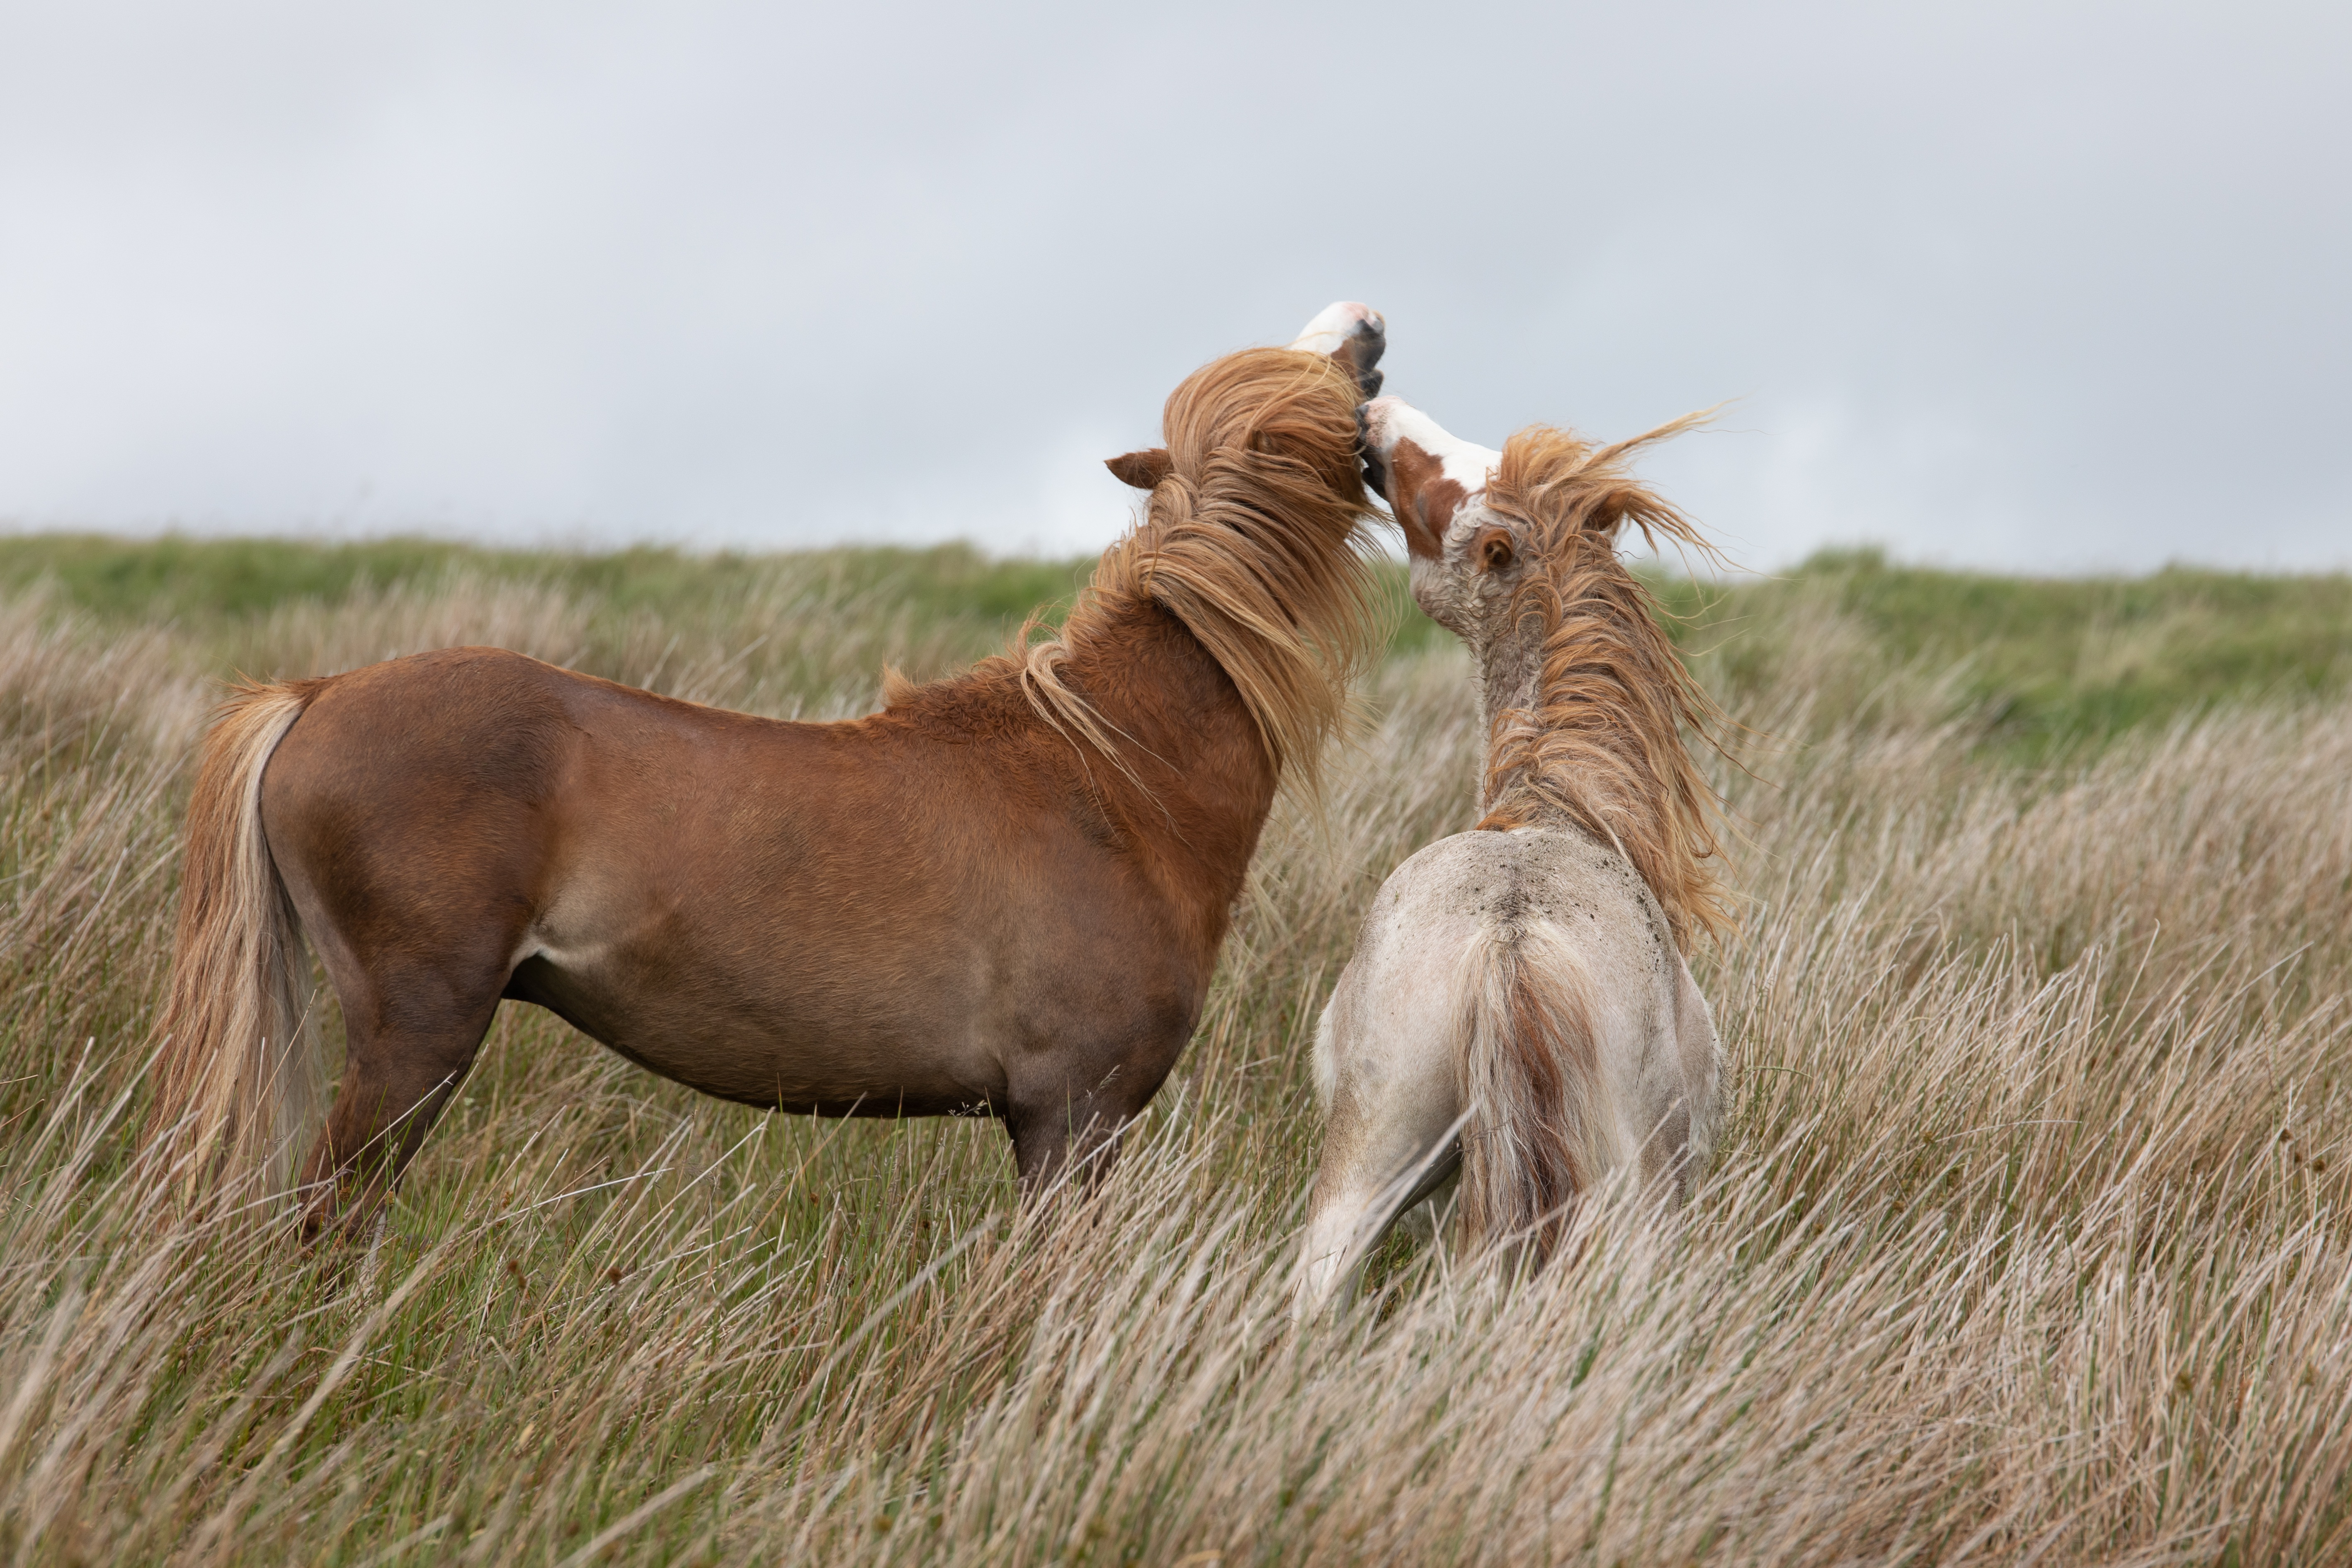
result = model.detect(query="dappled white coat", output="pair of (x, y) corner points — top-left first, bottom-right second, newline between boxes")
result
(1294, 392), (1725, 1315)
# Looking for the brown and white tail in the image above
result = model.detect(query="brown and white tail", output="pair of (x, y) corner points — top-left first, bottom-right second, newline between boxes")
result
(144, 680), (327, 1196)
(1451, 920), (1610, 1262)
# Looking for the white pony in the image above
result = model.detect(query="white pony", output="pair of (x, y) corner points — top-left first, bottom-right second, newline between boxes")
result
(1296, 395), (1735, 1313)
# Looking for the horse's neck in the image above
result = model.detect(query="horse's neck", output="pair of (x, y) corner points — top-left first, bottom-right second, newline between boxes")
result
(1062, 601), (1279, 896)
(1470, 621), (1549, 817)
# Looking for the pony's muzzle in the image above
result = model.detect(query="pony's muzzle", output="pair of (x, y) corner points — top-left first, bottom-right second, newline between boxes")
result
(1291, 301), (1386, 398)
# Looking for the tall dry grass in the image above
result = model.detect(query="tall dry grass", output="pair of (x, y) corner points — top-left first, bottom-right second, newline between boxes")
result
(0, 560), (2347, 1564)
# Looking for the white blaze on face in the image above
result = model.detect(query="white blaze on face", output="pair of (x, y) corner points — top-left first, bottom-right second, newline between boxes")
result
(1360, 396), (1503, 561)
(1288, 300), (1384, 356)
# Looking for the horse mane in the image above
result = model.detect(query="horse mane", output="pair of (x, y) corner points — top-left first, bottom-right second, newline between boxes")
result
(986, 346), (1382, 797)
(1475, 416), (1735, 951)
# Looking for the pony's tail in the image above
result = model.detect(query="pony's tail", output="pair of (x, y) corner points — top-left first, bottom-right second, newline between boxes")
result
(1451, 920), (1609, 1263)
(144, 680), (327, 1198)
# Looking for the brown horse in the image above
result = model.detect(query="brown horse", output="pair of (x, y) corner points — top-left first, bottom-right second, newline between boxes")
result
(146, 303), (1389, 1237)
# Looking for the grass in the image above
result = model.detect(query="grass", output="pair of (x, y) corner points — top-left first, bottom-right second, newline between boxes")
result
(0, 534), (1099, 633)
(1659, 547), (2352, 762)
(13, 531), (2347, 754)
(1, 535), (2348, 1564)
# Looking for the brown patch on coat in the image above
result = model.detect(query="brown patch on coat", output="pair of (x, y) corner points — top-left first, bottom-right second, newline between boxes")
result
(1385, 437), (1468, 560)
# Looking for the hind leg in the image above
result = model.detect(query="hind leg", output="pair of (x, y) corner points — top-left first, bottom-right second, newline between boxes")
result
(255, 657), (565, 1241)
(295, 945), (510, 1242)
(1294, 995), (1464, 1319)
(271, 832), (521, 1243)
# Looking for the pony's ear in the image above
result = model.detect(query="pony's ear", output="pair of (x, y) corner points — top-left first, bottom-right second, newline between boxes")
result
(1471, 522), (1519, 575)
(1384, 437), (1467, 560)
(1104, 449), (1172, 490)
(1584, 488), (1642, 541)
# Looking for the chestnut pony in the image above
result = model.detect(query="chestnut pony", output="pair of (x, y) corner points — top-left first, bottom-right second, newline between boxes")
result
(146, 303), (1388, 1237)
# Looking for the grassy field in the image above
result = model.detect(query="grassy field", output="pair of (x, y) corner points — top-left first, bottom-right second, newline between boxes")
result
(1, 535), (2348, 1564)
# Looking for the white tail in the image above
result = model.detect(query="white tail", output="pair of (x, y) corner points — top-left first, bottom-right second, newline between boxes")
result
(1451, 919), (1612, 1260)
(145, 681), (325, 1195)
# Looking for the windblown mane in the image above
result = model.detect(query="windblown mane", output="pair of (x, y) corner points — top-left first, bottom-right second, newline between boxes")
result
(995, 347), (1382, 796)
(1476, 418), (1735, 950)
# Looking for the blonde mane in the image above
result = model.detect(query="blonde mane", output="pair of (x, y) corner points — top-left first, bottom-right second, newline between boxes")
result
(996, 347), (1383, 796)
(1475, 417), (1735, 950)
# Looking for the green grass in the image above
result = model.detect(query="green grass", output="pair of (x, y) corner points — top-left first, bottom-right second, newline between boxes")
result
(9, 532), (2343, 757)
(1658, 547), (2352, 759)
(0, 534), (1097, 637)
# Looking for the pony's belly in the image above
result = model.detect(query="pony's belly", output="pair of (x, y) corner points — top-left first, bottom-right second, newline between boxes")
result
(505, 952), (1004, 1115)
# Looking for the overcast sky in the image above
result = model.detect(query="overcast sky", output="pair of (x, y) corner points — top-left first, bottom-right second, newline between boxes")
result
(1, 0), (2345, 572)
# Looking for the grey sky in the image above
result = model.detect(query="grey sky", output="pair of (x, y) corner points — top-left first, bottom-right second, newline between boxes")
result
(1, 0), (2345, 571)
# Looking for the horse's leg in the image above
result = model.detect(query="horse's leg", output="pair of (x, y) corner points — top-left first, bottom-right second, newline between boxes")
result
(1295, 995), (1464, 1319)
(1005, 1102), (1081, 1195)
(1002, 1020), (1188, 1196)
(291, 923), (518, 1243)
(1004, 1080), (1138, 1196)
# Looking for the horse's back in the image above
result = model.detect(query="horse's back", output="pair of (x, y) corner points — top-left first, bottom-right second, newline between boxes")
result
(263, 642), (1006, 926)
(261, 645), (846, 935)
